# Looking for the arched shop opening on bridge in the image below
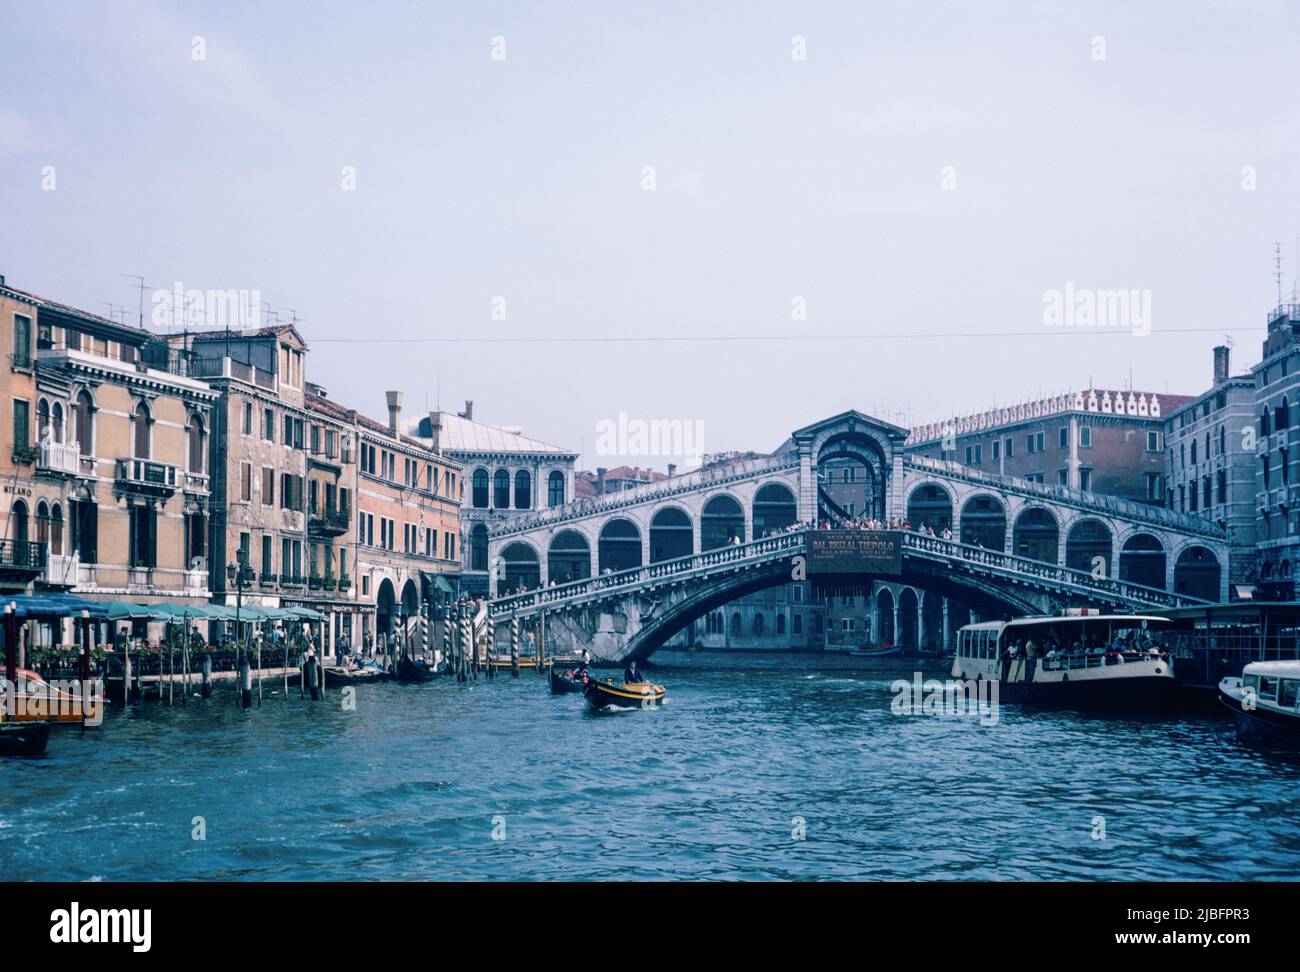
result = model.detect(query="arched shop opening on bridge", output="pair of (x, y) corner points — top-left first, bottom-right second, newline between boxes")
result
(548, 530), (591, 584)
(960, 494), (1006, 550)
(897, 588), (919, 650)
(818, 435), (886, 520)
(701, 495), (745, 550)
(650, 507), (693, 562)
(753, 483), (798, 537)
(598, 518), (642, 572)
(500, 542), (540, 591)
(1065, 518), (1112, 575)
(1013, 507), (1059, 563)
(1119, 533), (1167, 590)
(907, 484), (952, 533)
(1174, 545), (1221, 601)
(876, 588), (895, 645)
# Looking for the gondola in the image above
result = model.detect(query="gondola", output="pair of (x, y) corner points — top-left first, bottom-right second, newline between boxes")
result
(0, 721), (52, 757)
(395, 657), (439, 683)
(550, 667), (586, 695)
(583, 677), (665, 710)
(324, 665), (393, 687)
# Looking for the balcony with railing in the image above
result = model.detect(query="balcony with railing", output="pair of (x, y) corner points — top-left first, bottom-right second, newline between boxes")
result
(183, 568), (208, 594)
(0, 540), (46, 576)
(116, 457), (179, 496)
(187, 355), (278, 392)
(38, 439), (81, 476)
(40, 553), (80, 587)
(308, 503), (351, 537)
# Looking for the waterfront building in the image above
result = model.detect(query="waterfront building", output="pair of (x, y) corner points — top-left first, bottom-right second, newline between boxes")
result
(352, 392), (462, 645)
(575, 465), (674, 499)
(8, 282), (218, 607)
(1, 280), (46, 594)
(187, 326), (315, 628)
(1252, 301), (1300, 599)
(411, 402), (577, 597)
(906, 389), (1190, 502)
(1162, 346), (1258, 589)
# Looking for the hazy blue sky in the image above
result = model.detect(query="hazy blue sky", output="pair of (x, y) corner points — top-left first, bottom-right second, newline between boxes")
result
(2, 0), (1297, 468)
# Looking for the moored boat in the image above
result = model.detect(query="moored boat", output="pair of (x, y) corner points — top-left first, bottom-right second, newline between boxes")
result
(395, 657), (439, 682)
(324, 664), (393, 687)
(550, 667), (586, 694)
(583, 677), (665, 710)
(0, 721), (52, 757)
(849, 644), (900, 658)
(952, 614), (1180, 711)
(1218, 661), (1300, 749)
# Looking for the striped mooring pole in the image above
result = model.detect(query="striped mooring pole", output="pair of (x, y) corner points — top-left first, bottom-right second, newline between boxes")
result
(461, 608), (474, 679)
(441, 606), (451, 672)
(510, 614), (520, 677)
(420, 606), (430, 663)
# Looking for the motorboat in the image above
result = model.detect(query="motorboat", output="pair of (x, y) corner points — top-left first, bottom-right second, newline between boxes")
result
(1218, 660), (1300, 749)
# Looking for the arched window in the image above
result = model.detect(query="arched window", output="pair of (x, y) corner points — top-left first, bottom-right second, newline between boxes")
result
(35, 500), (50, 546)
(50, 503), (64, 555)
(188, 413), (207, 473)
(11, 500), (29, 543)
(776, 614), (786, 635)
(493, 469), (510, 508)
(133, 400), (152, 459)
(37, 399), (50, 445)
(73, 390), (94, 457)
(730, 612), (742, 635)
(1261, 406), (1271, 438)
(1190, 439), (1197, 465)
(514, 470), (532, 510)
(52, 402), (64, 443)
(753, 613), (765, 636)
(471, 469), (489, 508)
(547, 471), (565, 507)
(470, 523), (489, 572)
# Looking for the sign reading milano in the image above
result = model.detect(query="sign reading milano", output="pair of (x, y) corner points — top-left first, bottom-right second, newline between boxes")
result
(805, 530), (904, 576)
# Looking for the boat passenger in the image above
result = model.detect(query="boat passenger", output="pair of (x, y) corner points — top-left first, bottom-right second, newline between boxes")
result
(624, 659), (645, 684)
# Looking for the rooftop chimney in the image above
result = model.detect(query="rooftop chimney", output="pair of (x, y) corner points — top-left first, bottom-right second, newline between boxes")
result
(1213, 345), (1230, 384)
(596, 467), (608, 494)
(667, 463), (677, 478)
(459, 400), (473, 421)
(385, 391), (404, 438)
(427, 411), (442, 453)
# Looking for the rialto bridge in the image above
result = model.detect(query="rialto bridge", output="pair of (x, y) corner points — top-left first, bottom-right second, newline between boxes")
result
(482, 412), (1229, 663)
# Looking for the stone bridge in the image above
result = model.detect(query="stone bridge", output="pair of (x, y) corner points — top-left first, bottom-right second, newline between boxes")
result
(483, 411), (1228, 662)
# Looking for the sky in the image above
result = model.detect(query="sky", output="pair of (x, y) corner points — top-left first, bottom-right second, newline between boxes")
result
(2, 0), (1298, 470)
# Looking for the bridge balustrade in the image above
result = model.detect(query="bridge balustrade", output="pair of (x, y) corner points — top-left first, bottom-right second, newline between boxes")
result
(489, 455), (801, 539)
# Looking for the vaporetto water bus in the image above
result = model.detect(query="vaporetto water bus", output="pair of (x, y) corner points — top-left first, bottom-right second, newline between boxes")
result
(952, 613), (1179, 710)
(1218, 660), (1300, 749)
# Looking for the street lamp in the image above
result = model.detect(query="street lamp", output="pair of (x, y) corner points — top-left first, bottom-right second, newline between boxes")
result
(226, 549), (254, 644)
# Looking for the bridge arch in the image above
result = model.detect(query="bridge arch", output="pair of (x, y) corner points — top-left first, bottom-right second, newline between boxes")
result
(897, 587), (919, 649)
(649, 506), (693, 563)
(376, 577), (397, 636)
(500, 541), (541, 592)
(959, 494), (1007, 551)
(597, 518), (642, 573)
(548, 529), (591, 584)
(753, 481), (798, 537)
(1065, 517), (1113, 576)
(1012, 506), (1059, 563)
(701, 493), (745, 550)
(815, 428), (888, 520)
(1118, 532), (1166, 590)
(876, 588), (895, 645)
(906, 482), (953, 532)
(1173, 544), (1221, 601)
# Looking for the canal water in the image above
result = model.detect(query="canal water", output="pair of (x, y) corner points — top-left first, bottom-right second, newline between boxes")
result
(3, 657), (1298, 881)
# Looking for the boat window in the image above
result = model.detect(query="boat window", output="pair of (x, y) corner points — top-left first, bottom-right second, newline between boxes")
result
(1243, 673), (1260, 692)
(1280, 679), (1299, 709)
(1258, 676), (1279, 700)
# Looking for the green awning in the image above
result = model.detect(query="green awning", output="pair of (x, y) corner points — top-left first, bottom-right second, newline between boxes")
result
(421, 571), (457, 595)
